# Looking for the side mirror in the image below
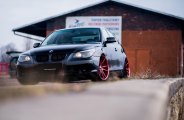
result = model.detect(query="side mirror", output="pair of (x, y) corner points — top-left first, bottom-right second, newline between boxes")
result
(33, 43), (40, 48)
(106, 37), (116, 43)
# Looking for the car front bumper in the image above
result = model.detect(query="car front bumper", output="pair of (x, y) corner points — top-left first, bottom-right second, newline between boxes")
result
(16, 57), (99, 80)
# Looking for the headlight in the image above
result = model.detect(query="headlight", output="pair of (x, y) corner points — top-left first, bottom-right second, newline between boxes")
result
(73, 49), (95, 58)
(18, 55), (31, 62)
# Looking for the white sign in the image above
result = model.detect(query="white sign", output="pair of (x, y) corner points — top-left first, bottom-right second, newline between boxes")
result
(66, 16), (122, 43)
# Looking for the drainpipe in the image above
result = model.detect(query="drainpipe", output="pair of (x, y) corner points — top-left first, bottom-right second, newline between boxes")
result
(181, 44), (183, 77)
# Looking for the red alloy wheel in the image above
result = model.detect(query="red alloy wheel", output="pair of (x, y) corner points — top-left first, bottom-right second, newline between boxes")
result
(98, 55), (109, 80)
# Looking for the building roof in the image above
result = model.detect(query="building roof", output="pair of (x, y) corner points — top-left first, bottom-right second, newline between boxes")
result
(13, 0), (184, 37)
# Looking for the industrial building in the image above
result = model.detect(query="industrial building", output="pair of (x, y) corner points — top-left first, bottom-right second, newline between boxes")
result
(13, 0), (184, 76)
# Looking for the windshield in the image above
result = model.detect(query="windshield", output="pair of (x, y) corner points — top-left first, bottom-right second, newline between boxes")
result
(41, 28), (101, 46)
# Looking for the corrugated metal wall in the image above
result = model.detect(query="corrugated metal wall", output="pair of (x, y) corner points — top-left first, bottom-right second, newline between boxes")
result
(123, 30), (182, 76)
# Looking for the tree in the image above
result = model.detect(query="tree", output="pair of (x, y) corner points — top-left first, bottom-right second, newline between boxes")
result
(0, 43), (17, 62)
(24, 37), (33, 51)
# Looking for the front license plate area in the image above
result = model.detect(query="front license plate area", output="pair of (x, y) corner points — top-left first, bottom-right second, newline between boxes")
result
(43, 68), (57, 71)
(36, 63), (62, 72)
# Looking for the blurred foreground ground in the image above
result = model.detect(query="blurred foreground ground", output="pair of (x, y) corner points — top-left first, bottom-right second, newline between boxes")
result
(0, 75), (183, 120)
(0, 75), (91, 101)
(0, 75), (19, 86)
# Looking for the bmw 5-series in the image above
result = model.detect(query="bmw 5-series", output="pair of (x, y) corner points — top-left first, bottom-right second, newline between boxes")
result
(16, 27), (130, 85)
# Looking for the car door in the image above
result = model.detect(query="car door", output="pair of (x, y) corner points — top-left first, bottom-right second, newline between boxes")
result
(114, 42), (126, 70)
(105, 29), (123, 70)
(101, 28), (117, 70)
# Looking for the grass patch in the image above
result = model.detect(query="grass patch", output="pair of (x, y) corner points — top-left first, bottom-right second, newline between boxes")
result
(130, 69), (169, 79)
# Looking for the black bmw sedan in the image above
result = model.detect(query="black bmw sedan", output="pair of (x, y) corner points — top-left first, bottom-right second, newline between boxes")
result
(16, 27), (130, 85)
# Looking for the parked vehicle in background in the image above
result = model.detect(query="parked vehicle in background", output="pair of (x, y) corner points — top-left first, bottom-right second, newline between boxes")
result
(16, 27), (130, 85)
(0, 63), (9, 77)
(6, 51), (22, 78)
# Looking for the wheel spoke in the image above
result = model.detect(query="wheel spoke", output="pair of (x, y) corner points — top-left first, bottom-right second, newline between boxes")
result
(100, 57), (106, 65)
(103, 69), (108, 71)
(102, 65), (108, 68)
(98, 55), (109, 80)
(100, 71), (105, 79)
(103, 67), (108, 70)
(102, 71), (106, 78)
(102, 65), (107, 67)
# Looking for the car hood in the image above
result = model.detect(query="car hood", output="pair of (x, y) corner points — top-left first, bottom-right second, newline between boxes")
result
(23, 44), (101, 56)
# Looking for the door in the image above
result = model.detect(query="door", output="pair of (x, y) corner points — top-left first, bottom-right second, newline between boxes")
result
(101, 29), (117, 70)
(126, 49), (150, 74)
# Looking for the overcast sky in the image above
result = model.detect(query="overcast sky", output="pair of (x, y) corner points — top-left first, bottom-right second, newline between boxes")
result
(0, 0), (184, 51)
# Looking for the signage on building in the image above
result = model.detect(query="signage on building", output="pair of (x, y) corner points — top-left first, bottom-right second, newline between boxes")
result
(66, 16), (122, 43)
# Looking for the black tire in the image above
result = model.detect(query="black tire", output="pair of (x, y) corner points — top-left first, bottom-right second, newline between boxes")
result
(62, 75), (78, 83)
(119, 58), (130, 78)
(16, 72), (39, 85)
